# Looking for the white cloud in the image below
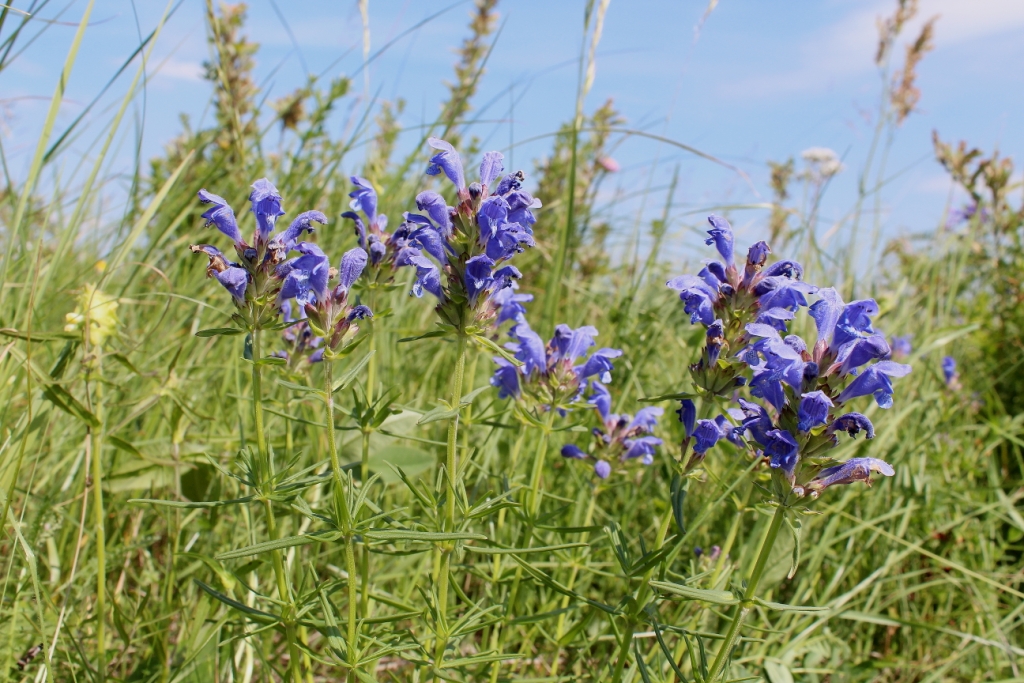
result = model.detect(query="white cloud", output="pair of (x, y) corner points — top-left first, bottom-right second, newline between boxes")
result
(719, 0), (1024, 99)
(152, 58), (204, 82)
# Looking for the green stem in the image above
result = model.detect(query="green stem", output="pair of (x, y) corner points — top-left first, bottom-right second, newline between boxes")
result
(323, 353), (361, 673)
(359, 429), (371, 615)
(90, 365), (106, 683)
(550, 487), (599, 677)
(252, 328), (303, 683)
(705, 503), (788, 682)
(359, 301), (380, 614)
(322, 353), (344, 490)
(527, 411), (556, 517)
(609, 618), (635, 683)
(434, 332), (469, 665)
(345, 532), (359, 670)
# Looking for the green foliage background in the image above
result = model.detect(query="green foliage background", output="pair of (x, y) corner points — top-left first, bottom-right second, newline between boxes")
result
(0, 2), (1021, 682)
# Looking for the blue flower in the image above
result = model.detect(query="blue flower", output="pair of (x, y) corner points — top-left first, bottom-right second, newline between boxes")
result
(667, 275), (719, 325)
(426, 137), (467, 196)
(809, 287), (843, 351)
(706, 319), (725, 364)
(512, 322), (547, 376)
(624, 436), (662, 464)
(629, 407), (663, 434)
(715, 412), (746, 445)
(338, 248), (368, 290)
(755, 276), (817, 311)
(764, 428), (799, 476)
(588, 380), (613, 421)
(807, 457), (894, 492)
(705, 214), (735, 265)
(594, 460), (612, 479)
(249, 178), (285, 241)
(837, 360), (912, 409)
(216, 266), (249, 302)
(828, 412), (875, 439)
(490, 357), (520, 399)
(551, 324), (599, 363)
(198, 190), (243, 244)
(278, 243), (330, 304)
(561, 444), (587, 460)
(761, 260), (804, 280)
(889, 335), (912, 358)
(693, 419), (723, 454)
(395, 247), (442, 299)
(577, 347), (623, 383)
(272, 210), (327, 253)
(505, 190), (541, 229)
(415, 191), (452, 235)
(347, 305), (373, 321)
(942, 356), (957, 385)
(490, 285), (532, 326)
(465, 255), (497, 307)
(740, 241), (771, 288)
(738, 398), (773, 446)
(797, 391), (833, 432)
(349, 176), (380, 228)
(836, 333), (890, 375)
(404, 215), (448, 262)
(677, 399), (696, 438)
(479, 151), (504, 189)
(756, 307), (795, 333)
(833, 299), (879, 348)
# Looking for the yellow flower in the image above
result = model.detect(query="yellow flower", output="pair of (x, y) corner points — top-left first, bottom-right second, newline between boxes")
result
(64, 284), (119, 348)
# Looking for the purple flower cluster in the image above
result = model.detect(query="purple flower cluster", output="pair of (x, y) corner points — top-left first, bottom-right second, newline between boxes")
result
(561, 382), (663, 479)
(490, 320), (622, 409)
(666, 215), (910, 499)
(396, 138), (540, 328)
(271, 300), (325, 366)
(341, 176), (394, 270)
(191, 178), (327, 305)
(191, 179), (371, 352)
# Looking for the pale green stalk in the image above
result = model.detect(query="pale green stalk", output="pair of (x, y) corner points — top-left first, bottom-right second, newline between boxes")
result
(550, 487), (599, 677)
(360, 301), (377, 615)
(251, 328), (303, 683)
(434, 332), (469, 665)
(89, 384), (107, 682)
(321, 354), (361, 674)
(705, 503), (788, 682)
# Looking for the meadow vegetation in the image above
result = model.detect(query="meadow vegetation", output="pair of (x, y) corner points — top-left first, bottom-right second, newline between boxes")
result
(0, 1), (1022, 682)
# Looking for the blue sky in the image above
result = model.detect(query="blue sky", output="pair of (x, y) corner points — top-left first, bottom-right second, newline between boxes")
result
(2, 0), (1022, 256)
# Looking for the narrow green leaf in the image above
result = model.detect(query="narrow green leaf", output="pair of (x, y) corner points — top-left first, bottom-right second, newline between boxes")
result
(42, 384), (100, 427)
(398, 329), (451, 343)
(639, 391), (696, 402)
(753, 598), (828, 613)
(332, 350), (375, 394)
(464, 542), (587, 555)
(255, 356), (287, 366)
(441, 651), (525, 669)
(108, 435), (142, 457)
(363, 529), (486, 543)
(508, 555), (617, 614)
(129, 496), (256, 509)
(471, 334), (522, 365)
(193, 579), (280, 624)
(216, 532), (336, 560)
(194, 327), (244, 338)
(0, 328), (78, 342)
(649, 580), (738, 605)
(277, 379), (325, 395)
(417, 404), (460, 425)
